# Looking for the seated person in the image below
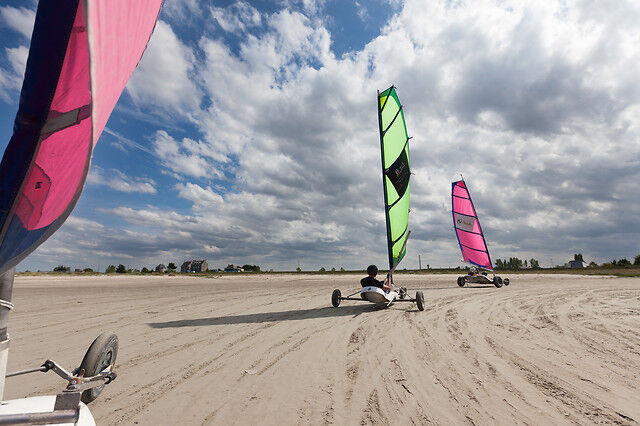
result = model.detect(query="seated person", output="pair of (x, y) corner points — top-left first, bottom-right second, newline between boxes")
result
(360, 265), (390, 291)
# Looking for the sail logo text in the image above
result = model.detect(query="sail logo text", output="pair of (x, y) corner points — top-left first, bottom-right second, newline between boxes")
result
(454, 213), (476, 232)
(457, 218), (473, 227)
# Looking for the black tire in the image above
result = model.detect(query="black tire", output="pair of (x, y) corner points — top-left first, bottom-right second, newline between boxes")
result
(331, 289), (341, 307)
(415, 291), (425, 311)
(494, 276), (503, 288)
(79, 333), (119, 404)
(457, 276), (465, 287)
(503, 278), (510, 286)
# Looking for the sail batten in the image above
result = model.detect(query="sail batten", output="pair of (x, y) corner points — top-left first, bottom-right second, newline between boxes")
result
(377, 86), (410, 270)
(451, 179), (493, 270)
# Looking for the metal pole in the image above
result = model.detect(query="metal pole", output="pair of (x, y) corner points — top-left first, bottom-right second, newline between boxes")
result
(418, 255), (422, 270)
(0, 267), (15, 401)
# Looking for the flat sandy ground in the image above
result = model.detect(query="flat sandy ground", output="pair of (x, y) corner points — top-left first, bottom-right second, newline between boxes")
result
(4, 273), (640, 425)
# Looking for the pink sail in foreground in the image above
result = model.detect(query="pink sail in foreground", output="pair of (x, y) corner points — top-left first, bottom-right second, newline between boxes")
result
(451, 179), (492, 270)
(0, 0), (163, 274)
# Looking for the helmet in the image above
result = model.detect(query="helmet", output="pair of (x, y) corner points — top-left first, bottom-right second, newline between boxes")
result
(366, 265), (378, 275)
(469, 266), (478, 275)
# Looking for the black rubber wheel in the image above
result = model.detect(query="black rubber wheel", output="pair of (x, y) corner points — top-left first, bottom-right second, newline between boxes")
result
(494, 276), (503, 288)
(457, 276), (466, 287)
(503, 278), (510, 286)
(79, 333), (118, 404)
(415, 291), (425, 311)
(331, 289), (341, 307)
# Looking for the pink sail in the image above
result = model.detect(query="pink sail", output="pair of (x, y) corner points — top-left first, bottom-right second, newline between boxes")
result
(0, 0), (163, 274)
(451, 179), (492, 269)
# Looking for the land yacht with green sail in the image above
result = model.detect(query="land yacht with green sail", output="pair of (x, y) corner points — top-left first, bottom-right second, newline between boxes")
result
(331, 86), (424, 311)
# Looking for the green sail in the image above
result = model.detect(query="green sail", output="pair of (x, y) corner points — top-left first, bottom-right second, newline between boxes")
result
(377, 86), (410, 270)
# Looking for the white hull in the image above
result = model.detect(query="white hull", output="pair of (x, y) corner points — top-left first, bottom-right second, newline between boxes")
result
(0, 396), (95, 425)
(465, 274), (493, 284)
(360, 286), (398, 305)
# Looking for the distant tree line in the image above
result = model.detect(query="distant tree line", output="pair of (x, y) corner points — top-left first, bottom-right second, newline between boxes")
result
(494, 252), (640, 269)
(494, 258), (539, 270)
(316, 267), (346, 272)
(100, 262), (266, 274)
(600, 255), (640, 267)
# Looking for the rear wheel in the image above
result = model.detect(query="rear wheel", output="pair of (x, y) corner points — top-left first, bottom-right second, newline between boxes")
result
(331, 289), (341, 307)
(504, 278), (510, 286)
(79, 333), (118, 404)
(415, 291), (425, 311)
(494, 276), (503, 288)
(457, 276), (465, 287)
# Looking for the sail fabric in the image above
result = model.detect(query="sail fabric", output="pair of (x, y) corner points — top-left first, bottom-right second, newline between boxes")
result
(451, 180), (492, 270)
(377, 86), (410, 270)
(0, 0), (162, 274)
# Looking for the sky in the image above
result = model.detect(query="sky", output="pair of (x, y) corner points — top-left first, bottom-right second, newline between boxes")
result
(0, 0), (639, 272)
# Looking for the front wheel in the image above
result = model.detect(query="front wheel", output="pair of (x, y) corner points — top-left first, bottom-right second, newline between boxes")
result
(415, 291), (425, 311)
(457, 276), (466, 287)
(503, 278), (510, 286)
(79, 333), (119, 404)
(331, 289), (341, 307)
(494, 276), (503, 288)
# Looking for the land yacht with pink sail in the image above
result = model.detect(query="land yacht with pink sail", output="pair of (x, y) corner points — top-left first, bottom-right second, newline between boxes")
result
(0, 1), (162, 423)
(452, 177), (509, 288)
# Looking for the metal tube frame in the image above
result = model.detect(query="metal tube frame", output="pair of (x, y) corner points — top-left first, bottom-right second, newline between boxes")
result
(1, 359), (116, 425)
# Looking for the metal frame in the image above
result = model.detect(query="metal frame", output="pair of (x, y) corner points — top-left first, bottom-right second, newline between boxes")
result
(6, 359), (115, 389)
(0, 359), (116, 425)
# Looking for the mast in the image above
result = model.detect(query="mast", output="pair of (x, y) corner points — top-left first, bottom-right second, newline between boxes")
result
(0, 268), (15, 400)
(377, 89), (394, 271)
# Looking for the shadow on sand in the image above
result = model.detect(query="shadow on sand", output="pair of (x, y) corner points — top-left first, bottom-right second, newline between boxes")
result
(464, 284), (501, 289)
(148, 304), (389, 329)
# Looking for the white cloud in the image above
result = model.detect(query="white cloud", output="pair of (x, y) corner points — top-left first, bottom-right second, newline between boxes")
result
(355, 2), (368, 22)
(211, 1), (261, 33)
(0, 6), (35, 39)
(175, 182), (224, 209)
(6, 45), (28, 75)
(280, 0), (328, 17)
(87, 167), (157, 194)
(64, 216), (105, 233)
(152, 130), (224, 179)
(162, 0), (201, 22)
(126, 20), (201, 114)
(0, 45), (28, 102)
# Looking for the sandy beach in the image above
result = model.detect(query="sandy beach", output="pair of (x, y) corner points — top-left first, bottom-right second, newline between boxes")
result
(3, 273), (639, 425)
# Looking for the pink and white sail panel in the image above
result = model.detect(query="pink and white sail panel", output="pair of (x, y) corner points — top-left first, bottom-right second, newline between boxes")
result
(0, 0), (163, 274)
(451, 179), (492, 270)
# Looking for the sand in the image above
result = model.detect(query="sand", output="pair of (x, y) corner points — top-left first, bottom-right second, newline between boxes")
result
(3, 273), (640, 425)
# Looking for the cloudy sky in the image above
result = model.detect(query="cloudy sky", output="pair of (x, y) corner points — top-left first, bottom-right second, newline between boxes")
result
(0, 0), (639, 272)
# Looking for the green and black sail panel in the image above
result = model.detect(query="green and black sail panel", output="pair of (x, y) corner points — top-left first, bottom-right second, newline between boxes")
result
(377, 86), (410, 270)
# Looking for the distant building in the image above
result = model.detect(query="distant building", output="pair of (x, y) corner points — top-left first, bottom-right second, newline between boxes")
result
(564, 260), (586, 268)
(155, 264), (166, 273)
(181, 260), (208, 273)
(224, 264), (244, 272)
